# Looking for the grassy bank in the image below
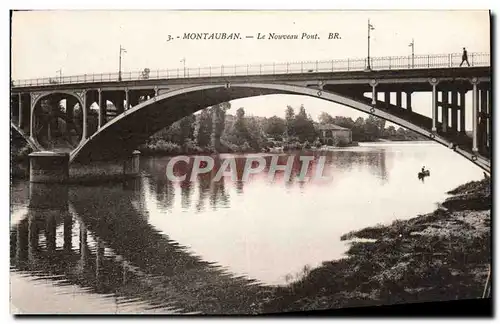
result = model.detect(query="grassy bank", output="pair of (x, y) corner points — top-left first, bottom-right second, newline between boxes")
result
(260, 178), (491, 313)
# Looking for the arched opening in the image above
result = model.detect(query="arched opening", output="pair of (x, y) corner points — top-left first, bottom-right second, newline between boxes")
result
(32, 92), (84, 151)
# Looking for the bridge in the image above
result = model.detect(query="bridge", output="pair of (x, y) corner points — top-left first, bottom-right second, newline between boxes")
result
(11, 52), (492, 180)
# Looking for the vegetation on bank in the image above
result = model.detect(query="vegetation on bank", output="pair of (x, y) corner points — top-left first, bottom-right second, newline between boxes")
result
(11, 136), (32, 178)
(140, 103), (427, 156)
(257, 178), (491, 313)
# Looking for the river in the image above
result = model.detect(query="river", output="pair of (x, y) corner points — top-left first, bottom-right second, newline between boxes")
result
(10, 142), (484, 314)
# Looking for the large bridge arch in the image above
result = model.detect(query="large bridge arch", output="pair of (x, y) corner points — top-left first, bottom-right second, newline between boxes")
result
(11, 122), (41, 151)
(70, 83), (490, 172)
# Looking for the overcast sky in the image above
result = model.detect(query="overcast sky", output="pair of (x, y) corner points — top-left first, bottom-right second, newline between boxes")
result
(11, 10), (490, 127)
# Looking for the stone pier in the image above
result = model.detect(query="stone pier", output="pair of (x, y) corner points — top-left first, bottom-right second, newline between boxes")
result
(29, 152), (69, 183)
(123, 150), (141, 176)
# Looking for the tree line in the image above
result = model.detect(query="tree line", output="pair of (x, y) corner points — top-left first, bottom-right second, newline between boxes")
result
(140, 103), (428, 155)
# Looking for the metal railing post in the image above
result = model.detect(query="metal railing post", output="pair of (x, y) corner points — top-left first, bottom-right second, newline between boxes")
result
(316, 60), (318, 72)
(427, 55), (430, 68)
(471, 53), (475, 66)
(221, 65), (224, 76)
(347, 58), (350, 71)
(286, 62), (289, 73)
(273, 62), (275, 74)
(247, 64), (249, 74)
(260, 64), (262, 75)
(301, 62), (303, 73)
(389, 57), (392, 69)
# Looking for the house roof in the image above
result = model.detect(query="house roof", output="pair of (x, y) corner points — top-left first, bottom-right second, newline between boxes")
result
(318, 123), (350, 131)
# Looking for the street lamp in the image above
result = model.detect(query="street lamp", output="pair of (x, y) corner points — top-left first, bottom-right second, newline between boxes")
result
(366, 19), (375, 71)
(119, 45), (127, 82)
(180, 58), (186, 77)
(56, 69), (62, 83)
(408, 39), (415, 68)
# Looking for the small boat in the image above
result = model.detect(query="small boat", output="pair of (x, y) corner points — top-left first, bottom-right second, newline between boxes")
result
(418, 170), (430, 179)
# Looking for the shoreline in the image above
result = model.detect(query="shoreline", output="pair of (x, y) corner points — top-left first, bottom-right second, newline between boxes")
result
(259, 178), (491, 313)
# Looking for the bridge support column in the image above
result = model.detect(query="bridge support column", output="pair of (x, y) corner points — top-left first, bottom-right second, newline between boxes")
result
(384, 91), (390, 109)
(370, 81), (378, 105)
(471, 79), (479, 153)
(431, 81), (438, 132)
(451, 91), (458, 131)
(18, 93), (23, 128)
(29, 93), (35, 141)
(29, 152), (69, 183)
(479, 89), (488, 154)
(441, 91), (448, 132)
(125, 89), (129, 111)
(405, 92), (412, 112)
(123, 150), (141, 176)
(82, 91), (88, 140)
(459, 91), (466, 133)
(98, 89), (106, 129)
(396, 92), (402, 108)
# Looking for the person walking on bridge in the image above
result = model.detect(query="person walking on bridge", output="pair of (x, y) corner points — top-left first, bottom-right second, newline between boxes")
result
(460, 47), (470, 67)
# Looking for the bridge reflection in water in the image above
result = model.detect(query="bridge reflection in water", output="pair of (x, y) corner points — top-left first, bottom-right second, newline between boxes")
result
(10, 180), (273, 314)
(10, 151), (391, 314)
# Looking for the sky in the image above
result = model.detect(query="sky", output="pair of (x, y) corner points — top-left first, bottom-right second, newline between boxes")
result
(11, 10), (490, 127)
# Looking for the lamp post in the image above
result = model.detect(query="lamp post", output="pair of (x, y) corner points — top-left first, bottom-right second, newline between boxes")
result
(56, 69), (62, 83)
(409, 38), (415, 68)
(119, 45), (127, 82)
(180, 58), (186, 77)
(366, 19), (375, 71)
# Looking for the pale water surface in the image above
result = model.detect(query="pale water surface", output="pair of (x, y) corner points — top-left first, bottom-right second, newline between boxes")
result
(10, 142), (484, 313)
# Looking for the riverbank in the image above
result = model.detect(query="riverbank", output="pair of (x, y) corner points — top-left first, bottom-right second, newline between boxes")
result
(260, 178), (491, 313)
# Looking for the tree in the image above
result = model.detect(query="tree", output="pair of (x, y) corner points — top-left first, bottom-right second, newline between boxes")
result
(179, 114), (196, 145)
(319, 112), (335, 125)
(293, 105), (317, 143)
(210, 102), (230, 151)
(285, 105), (295, 139)
(245, 116), (267, 150)
(264, 115), (286, 140)
(194, 108), (212, 147)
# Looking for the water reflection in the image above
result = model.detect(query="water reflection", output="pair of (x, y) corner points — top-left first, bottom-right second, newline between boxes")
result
(144, 151), (389, 212)
(11, 181), (269, 314)
(11, 144), (484, 313)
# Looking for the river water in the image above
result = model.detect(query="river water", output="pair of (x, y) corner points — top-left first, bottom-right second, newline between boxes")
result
(10, 142), (484, 314)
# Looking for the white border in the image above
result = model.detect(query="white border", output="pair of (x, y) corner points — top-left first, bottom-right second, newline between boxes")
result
(3, 1), (498, 323)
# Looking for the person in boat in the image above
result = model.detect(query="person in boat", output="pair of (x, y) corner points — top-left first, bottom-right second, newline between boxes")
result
(421, 166), (426, 173)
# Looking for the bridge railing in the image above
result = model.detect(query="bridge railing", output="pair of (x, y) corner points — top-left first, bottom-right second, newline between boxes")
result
(12, 52), (490, 88)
